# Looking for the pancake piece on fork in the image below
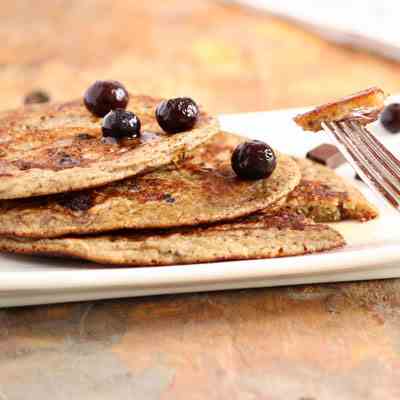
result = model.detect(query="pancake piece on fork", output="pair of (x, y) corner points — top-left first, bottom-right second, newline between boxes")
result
(294, 87), (385, 132)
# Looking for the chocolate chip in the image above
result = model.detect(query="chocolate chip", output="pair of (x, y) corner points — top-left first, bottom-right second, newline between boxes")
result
(24, 90), (50, 105)
(306, 144), (345, 169)
(57, 153), (80, 168)
(76, 133), (95, 140)
(355, 173), (363, 181)
(57, 192), (93, 212)
(163, 193), (176, 203)
(129, 181), (141, 193)
(15, 160), (34, 170)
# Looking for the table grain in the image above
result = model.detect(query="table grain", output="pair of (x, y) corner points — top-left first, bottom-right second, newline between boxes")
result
(1, 1), (400, 398)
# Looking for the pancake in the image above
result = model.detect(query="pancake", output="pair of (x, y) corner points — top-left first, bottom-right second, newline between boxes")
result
(0, 210), (344, 266)
(0, 95), (218, 199)
(283, 158), (379, 222)
(294, 87), (385, 132)
(0, 132), (301, 238)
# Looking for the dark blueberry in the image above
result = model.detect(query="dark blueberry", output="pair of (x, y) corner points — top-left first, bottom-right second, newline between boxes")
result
(102, 109), (141, 140)
(155, 97), (199, 134)
(231, 140), (277, 180)
(84, 80), (129, 117)
(57, 192), (93, 212)
(380, 103), (400, 134)
(24, 90), (50, 105)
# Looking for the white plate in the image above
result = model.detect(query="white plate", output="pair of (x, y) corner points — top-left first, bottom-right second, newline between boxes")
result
(1, 107), (400, 307)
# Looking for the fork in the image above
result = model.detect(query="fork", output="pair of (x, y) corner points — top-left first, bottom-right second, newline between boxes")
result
(321, 120), (400, 210)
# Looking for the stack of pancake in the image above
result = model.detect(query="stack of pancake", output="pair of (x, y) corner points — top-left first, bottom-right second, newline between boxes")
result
(0, 94), (378, 266)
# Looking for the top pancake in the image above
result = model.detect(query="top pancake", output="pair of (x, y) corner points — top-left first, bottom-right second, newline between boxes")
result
(0, 95), (219, 199)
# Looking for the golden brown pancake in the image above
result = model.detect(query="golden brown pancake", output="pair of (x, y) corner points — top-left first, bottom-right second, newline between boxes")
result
(283, 158), (378, 222)
(0, 132), (300, 238)
(0, 210), (344, 266)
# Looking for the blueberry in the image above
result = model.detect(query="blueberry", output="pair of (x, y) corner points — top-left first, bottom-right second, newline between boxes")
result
(380, 103), (400, 134)
(84, 80), (129, 117)
(155, 97), (199, 133)
(231, 140), (277, 180)
(102, 109), (141, 140)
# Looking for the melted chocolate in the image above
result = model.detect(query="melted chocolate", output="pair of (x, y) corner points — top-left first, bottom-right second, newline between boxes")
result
(76, 133), (96, 140)
(24, 90), (50, 105)
(58, 153), (80, 168)
(57, 192), (94, 212)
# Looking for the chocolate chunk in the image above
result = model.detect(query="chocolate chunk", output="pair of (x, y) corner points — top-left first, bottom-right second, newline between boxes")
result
(355, 173), (363, 181)
(129, 181), (141, 193)
(306, 144), (345, 169)
(54, 151), (80, 168)
(163, 193), (176, 203)
(76, 133), (95, 140)
(59, 157), (79, 168)
(24, 90), (50, 105)
(57, 192), (93, 212)
(15, 160), (34, 170)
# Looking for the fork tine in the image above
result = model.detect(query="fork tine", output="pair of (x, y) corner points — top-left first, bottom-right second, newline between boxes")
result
(339, 121), (400, 199)
(350, 121), (400, 174)
(323, 121), (381, 186)
(332, 121), (400, 207)
(322, 121), (400, 209)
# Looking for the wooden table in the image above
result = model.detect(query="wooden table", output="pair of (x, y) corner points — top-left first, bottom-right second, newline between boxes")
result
(1, 1), (400, 398)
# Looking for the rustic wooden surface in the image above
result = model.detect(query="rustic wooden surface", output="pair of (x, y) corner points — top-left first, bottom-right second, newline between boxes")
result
(1, 1), (400, 399)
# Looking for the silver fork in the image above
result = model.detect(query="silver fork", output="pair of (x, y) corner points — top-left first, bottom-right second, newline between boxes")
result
(322, 120), (400, 210)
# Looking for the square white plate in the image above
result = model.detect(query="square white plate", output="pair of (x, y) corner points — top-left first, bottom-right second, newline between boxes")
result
(1, 107), (400, 307)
